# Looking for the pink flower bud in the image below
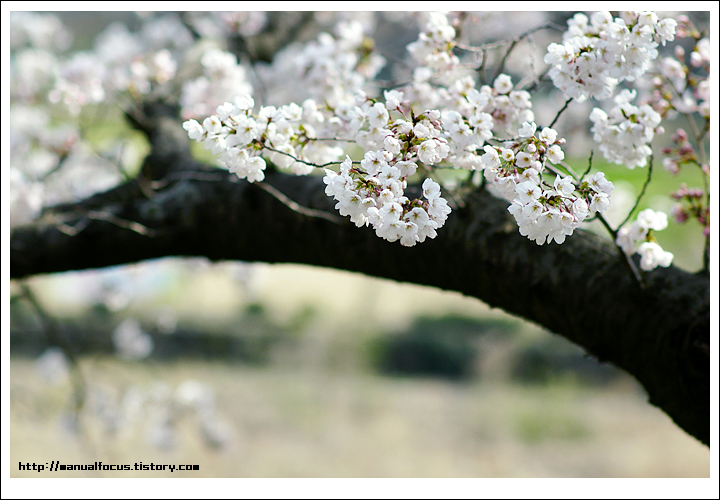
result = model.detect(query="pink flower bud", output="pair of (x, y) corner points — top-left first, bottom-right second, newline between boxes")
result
(663, 158), (679, 174)
(679, 145), (695, 155)
(673, 128), (688, 142)
(671, 204), (688, 223)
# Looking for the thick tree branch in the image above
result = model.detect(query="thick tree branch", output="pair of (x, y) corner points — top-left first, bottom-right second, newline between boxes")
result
(10, 162), (710, 445)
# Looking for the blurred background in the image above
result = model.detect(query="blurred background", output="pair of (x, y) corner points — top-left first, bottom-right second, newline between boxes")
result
(9, 259), (710, 477)
(8, 10), (711, 478)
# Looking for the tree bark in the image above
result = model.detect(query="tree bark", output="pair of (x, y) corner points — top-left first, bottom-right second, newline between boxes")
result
(10, 104), (710, 446)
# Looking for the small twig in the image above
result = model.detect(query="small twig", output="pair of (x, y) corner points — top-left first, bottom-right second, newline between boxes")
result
(519, 67), (551, 92)
(617, 154), (654, 230)
(109, 140), (134, 182)
(617, 243), (645, 288)
(594, 212), (644, 288)
(549, 97), (573, 129)
(304, 136), (356, 143)
(477, 48), (487, 83)
(493, 38), (520, 83)
(255, 182), (344, 224)
(443, 186), (467, 209)
(546, 162), (580, 182)
(557, 161), (581, 182)
(37, 152), (71, 182)
(18, 282), (88, 414)
(55, 218), (91, 237)
(261, 145), (354, 169)
(595, 212), (617, 240)
(86, 211), (157, 236)
(458, 23), (563, 85)
(456, 23), (563, 53)
(580, 150), (594, 181)
(658, 73), (709, 169)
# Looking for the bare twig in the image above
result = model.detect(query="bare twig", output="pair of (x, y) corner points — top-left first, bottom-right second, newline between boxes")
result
(593, 213), (645, 288)
(493, 38), (520, 83)
(54, 218), (91, 237)
(546, 161), (580, 182)
(549, 97), (573, 129)
(617, 154), (654, 230)
(579, 150), (594, 181)
(455, 23), (563, 53)
(18, 282), (87, 414)
(255, 181), (344, 224)
(86, 211), (157, 236)
(261, 145), (355, 169)
(456, 23), (563, 85)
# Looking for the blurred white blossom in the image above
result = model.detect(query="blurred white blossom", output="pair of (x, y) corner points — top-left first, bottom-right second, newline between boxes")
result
(112, 318), (154, 360)
(35, 347), (70, 385)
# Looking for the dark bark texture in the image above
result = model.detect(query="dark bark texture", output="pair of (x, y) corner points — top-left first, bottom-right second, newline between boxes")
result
(10, 102), (710, 446)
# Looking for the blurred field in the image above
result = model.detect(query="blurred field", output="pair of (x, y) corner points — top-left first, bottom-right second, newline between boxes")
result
(10, 264), (710, 478)
(10, 356), (709, 478)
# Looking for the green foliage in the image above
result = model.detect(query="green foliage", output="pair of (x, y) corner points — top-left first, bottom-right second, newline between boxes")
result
(510, 336), (621, 386)
(367, 315), (513, 380)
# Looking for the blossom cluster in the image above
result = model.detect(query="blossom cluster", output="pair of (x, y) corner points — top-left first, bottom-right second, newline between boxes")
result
(589, 89), (663, 169)
(47, 52), (107, 114)
(10, 11), (73, 51)
(35, 344), (234, 451)
(616, 208), (674, 270)
(94, 19), (184, 92)
(670, 183), (709, 239)
(324, 93), (456, 246)
(183, 94), (344, 182)
(661, 128), (704, 175)
(180, 48), (253, 120)
(392, 71), (533, 172)
(323, 157), (450, 247)
(649, 30), (710, 120)
(9, 13), (189, 221)
(183, 87), (456, 247)
(9, 100), (128, 227)
(638, 16), (710, 248)
(12, 11), (702, 268)
(481, 122), (613, 245)
(440, 73), (534, 137)
(42, 16), (190, 115)
(255, 19), (385, 110)
(11, 47), (61, 105)
(545, 11), (677, 101)
(359, 84), (493, 171)
(407, 12), (460, 82)
(185, 11), (268, 39)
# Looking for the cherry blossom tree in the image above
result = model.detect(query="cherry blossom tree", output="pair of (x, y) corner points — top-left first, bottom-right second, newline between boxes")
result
(8, 10), (711, 445)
